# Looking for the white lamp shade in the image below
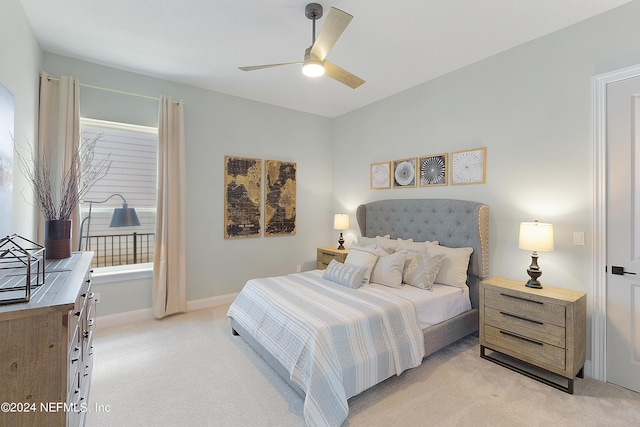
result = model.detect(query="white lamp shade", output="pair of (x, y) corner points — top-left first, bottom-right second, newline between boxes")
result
(334, 214), (350, 230)
(519, 221), (554, 252)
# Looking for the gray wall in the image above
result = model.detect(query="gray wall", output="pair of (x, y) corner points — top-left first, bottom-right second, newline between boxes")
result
(332, 0), (640, 360)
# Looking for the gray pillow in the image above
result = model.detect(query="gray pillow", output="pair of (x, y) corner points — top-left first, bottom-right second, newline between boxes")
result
(323, 260), (367, 289)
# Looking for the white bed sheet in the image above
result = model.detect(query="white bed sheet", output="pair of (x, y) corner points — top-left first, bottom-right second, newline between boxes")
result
(364, 282), (472, 329)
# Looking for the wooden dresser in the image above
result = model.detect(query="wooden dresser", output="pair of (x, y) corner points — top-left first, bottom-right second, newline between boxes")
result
(0, 252), (95, 426)
(316, 246), (349, 269)
(479, 276), (586, 393)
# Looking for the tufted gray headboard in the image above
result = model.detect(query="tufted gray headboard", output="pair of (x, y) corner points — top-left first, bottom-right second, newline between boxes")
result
(356, 199), (489, 308)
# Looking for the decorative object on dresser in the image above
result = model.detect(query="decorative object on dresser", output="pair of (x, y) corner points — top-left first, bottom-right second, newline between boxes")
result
(0, 252), (95, 427)
(479, 276), (586, 394)
(78, 193), (141, 251)
(518, 220), (554, 288)
(0, 234), (45, 305)
(316, 246), (349, 269)
(333, 213), (349, 250)
(15, 136), (110, 259)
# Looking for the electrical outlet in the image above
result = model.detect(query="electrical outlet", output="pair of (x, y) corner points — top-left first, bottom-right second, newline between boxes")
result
(296, 265), (302, 273)
(573, 232), (585, 246)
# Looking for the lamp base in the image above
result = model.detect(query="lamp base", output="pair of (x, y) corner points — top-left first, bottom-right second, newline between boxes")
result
(525, 252), (543, 289)
(525, 278), (543, 289)
(337, 232), (345, 250)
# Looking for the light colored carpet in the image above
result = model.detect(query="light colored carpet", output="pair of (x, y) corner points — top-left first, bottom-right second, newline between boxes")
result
(86, 305), (640, 427)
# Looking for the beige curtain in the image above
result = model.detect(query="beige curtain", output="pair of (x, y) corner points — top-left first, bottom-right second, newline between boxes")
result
(153, 96), (187, 319)
(37, 71), (80, 248)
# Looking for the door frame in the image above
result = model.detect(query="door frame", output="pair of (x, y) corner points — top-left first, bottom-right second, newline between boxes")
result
(592, 63), (640, 381)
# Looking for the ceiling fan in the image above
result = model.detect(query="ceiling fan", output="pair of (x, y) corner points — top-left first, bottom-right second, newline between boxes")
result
(238, 3), (365, 89)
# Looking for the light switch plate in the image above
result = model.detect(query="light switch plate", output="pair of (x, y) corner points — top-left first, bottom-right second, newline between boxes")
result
(573, 231), (585, 246)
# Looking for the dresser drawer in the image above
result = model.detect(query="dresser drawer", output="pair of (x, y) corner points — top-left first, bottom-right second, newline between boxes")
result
(484, 288), (566, 326)
(484, 325), (565, 370)
(484, 306), (565, 347)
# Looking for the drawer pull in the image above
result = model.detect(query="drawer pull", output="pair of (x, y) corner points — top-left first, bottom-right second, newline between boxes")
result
(499, 330), (543, 346)
(500, 293), (543, 305)
(500, 311), (543, 325)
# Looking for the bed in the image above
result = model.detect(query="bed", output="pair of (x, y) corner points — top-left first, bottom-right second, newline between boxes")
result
(228, 199), (489, 427)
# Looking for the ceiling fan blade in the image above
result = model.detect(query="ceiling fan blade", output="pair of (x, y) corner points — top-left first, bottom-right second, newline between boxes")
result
(310, 7), (353, 62)
(324, 61), (365, 89)
(239, 62), (301, 72)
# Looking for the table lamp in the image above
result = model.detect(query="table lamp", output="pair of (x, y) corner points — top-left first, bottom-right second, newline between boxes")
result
(334, 214), (349, 250)
(519, 220), (554, 288)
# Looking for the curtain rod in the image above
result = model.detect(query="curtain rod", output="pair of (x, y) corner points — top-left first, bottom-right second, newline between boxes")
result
(46, 76), (183, 104)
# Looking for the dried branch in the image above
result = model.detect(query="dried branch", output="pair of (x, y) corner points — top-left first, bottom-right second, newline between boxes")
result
(14, 135), (111, 220)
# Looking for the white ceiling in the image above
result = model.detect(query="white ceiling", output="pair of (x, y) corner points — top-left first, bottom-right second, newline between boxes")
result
(20, 0), (633, 118)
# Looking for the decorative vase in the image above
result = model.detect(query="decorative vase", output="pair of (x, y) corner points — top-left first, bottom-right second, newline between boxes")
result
(44, 219), (72, 259)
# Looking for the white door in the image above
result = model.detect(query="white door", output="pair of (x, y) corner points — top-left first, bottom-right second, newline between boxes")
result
(606, 75), (640, 393)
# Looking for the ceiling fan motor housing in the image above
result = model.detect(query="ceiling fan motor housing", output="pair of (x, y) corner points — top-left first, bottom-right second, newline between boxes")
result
(305, 3), (323, 20)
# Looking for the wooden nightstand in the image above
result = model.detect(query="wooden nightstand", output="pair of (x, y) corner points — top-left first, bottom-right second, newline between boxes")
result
(316, 246), (349, 269)
(479, 276), (586, 394)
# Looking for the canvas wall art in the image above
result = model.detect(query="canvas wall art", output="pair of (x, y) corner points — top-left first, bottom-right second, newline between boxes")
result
(0, 82), (14, 237)
(224, 156), (262, 239)
(264, 160), (296, 236)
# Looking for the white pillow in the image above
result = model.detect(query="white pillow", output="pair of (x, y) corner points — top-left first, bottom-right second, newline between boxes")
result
(345, 246), (380, 285)
(376, 236), (398, 254)
(403, 251), (446, 290)
(323, 260), (367, 289)
(397, 239), (439, 252)
(370, 251), (407, 288)
(356, 236), (377, 247)
(425, 244), (474, 289)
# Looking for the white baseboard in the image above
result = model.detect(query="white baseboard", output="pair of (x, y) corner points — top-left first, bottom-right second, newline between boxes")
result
(95, 292), (239, 330)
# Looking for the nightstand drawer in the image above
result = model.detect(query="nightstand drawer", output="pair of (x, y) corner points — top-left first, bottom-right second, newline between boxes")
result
(316, 247), (349, 270)
(484, 288), (566, 327)
(484, 325), (565, 370)
(484, 306), (565, 347)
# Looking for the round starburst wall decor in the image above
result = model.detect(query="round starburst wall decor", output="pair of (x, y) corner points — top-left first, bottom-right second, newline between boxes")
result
(451, 148), (486, 185)
(419, 154), (447, 186)
(393, 158), (416, 188)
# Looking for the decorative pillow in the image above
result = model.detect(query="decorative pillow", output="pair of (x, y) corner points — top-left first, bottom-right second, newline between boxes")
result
(323, 260), (367, 289)
(402, 251), (446, 290)
(370, 251), (407, 288)
(426, 244), (474, 289)
(356, 235), (378, 247)
(376, 236), (398, 254)
(397, 239), (439, 252)
(345, 246), (380, 285)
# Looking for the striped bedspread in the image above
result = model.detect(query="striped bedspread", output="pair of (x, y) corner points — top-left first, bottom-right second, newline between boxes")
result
(227, 270), (425, 427)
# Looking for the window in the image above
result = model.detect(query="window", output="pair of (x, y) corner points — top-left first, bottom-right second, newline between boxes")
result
(80, 118), (158, 269)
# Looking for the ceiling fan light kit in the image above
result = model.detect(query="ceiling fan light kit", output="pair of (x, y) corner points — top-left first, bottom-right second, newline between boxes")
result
(302, 48), (325, 77)
(239, 3), (365, 89)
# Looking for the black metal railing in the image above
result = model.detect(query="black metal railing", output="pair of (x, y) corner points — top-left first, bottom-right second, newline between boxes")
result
(84, 232), (155, 268)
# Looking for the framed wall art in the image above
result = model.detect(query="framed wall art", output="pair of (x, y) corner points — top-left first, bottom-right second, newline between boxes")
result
(393, 158), (417, 188)
(370, 161), (390, 190)
(451, 147), (486, 185)
(419, 153), (448, 187)
(264, 160), (296, 237)
(224, 156), (262, 239)
(0, 82), (14, 238)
